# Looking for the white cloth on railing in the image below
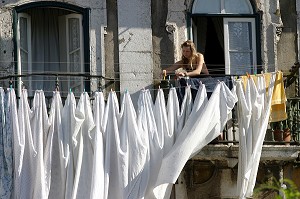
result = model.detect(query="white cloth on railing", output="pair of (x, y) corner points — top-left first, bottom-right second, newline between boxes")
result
(62, 92), (81, 199)
(103, 91), (123, 199)
(75, 92), (96, 199)
(154, 82), (237, 199)
(90, 92), (105, 199)
(0, 88), (13, 199)
(2, 79), (238, 199)
(166, 87), (179, 143)
(236, 73), (276, 199)
(48, 92), (66, 199)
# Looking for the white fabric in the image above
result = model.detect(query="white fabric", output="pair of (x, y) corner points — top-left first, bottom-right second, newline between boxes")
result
(236, 73), (276, 199)
(48, 92), (66, 199)
(74, 92), (96, 199)
(136, 89), (153, 199)
(10, 89), (23, 199)
(122, 92), (148, 199)
(30, 90), (52, 199)
(62, 92), (83, 199)
(154, 82), (237, 198)
(104, 91), (123, 199)
(90, 92), (105, 199)
(0, 83), (242, 199)
(0, 88), (13, 199)
(154, 89), (168, 156)
(142, 90), (164, 199)
(177, 85), (193, 135)
(166, 87), (179, 144)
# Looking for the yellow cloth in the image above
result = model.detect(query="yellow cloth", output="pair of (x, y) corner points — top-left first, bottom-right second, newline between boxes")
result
(240, 71), (287, 122)
(269, 71), (287, 122)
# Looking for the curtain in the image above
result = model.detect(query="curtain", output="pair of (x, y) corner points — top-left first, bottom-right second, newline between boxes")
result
(212, 17), (224, 50)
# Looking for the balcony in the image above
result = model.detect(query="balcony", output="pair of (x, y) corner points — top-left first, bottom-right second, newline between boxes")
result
(159, 63), (300, 165)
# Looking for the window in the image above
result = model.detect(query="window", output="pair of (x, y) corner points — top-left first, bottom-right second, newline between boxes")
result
(15, 4), (89, 97)
(224, 18), (256, 75)
(191, 0), (258, 75)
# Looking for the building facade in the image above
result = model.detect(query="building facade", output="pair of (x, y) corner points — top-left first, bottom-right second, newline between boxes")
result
(0, 0), (300, 198)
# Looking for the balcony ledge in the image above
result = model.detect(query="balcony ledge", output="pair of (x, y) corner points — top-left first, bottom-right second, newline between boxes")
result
(192, 145), (300, 162)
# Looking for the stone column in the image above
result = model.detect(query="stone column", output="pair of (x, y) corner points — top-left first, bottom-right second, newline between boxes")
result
(118, 0), (153, 106)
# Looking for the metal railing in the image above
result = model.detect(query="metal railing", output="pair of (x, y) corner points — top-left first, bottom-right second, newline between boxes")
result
(160, 63), (300, 146)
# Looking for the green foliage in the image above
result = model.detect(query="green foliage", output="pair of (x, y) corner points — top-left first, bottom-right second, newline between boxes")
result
(254, 178), (300, 199)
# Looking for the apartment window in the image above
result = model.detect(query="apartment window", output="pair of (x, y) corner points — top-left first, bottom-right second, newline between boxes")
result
(191, 0), (258, 75)
(15, 3), (89, 97)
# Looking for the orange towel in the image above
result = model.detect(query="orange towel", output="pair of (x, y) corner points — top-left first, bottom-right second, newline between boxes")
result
(269, 71), (287, 122)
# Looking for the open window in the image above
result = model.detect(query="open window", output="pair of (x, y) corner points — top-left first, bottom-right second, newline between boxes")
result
(191, 0), (258, 75)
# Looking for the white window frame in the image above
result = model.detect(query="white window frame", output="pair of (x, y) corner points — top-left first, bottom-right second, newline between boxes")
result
(224, 18), (257, 75)
(17, 13), (32, 93)
(60, 14), (84, 93)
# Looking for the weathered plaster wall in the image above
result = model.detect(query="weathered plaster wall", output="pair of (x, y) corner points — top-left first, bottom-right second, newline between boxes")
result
(259, 0), (283, 72)
(0, 7), (14, 87)
(118, 0), (153, 105)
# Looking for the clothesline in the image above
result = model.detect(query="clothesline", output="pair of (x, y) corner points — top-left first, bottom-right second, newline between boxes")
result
(0, 71), (288, 199)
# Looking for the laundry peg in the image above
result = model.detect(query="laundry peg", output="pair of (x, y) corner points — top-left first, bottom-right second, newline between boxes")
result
(55, 76), (59, 91)
(246, 72), (251, 78)
(9, 78), (13, 91)
(163, 70), (166, 80)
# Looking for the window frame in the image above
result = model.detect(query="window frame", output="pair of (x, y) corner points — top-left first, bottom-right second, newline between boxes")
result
(223, 17), (257, 75)
(14, 2), (90, 95)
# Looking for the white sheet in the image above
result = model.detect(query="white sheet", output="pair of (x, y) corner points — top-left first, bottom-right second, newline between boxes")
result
(48, 92), (66, 199)
(154, 82), (237, 198)
(90, 92), (105, 199)
(236, 73), (276, 198)
(0, 88), (13, 199)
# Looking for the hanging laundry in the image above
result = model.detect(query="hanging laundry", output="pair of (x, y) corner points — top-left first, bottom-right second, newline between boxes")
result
(236, 73), (276, 199)
(121, 91), (147, 199)
(30, 90), (52, 199)
(154, 82), (237, 198)
(269, 71), (288, 122)
(48, 91), (66, 199)
(62, 92), (83, 199)
(166, 88), (178, 149)
(154, 89), (169, 156)
(137, 90), (164, 199)
(90, 92), (105, 199)
(177, 85), (193, 135)
(104, 91), (123, 199)
(136, 89), (153, 198)
(0, 88), (13, 199)
(8, 88), (23, 199)
(73, 92), (96, 199)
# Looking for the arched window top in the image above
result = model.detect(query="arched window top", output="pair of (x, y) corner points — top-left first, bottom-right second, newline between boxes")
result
(192, 0), (253, 14)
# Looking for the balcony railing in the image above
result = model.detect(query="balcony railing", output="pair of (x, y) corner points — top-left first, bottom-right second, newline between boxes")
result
(160, 63), (300, 146)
